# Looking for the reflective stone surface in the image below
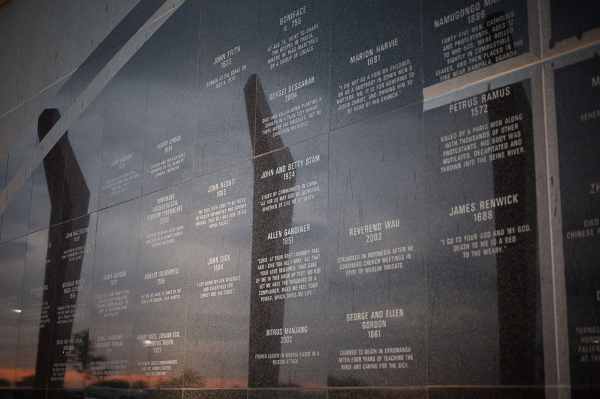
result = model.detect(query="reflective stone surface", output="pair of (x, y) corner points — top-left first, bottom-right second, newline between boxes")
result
(138, 1), (200, 195)
(132, 185), (190, 388)
(0, 0), (599, 398)
(423, 0), (530, 85)
(554, 48), (600, 391)
(424, 70), (543, 386)
(549, 0), (600, 47)
(250, 135), (329, 387)
(90, 199), (140, 388)
(253, 0), (332, 155)
(329, 104), (426, 387)
(45, 215), (96, 390)
(195, 0), (258, 174)
(185, 165), (252, 388)
(0, 238), (24, 388)
(17, 230), (49, 389)
(330, 0), (422, 129)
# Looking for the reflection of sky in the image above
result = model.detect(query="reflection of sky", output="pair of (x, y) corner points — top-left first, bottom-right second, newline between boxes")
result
(0, 238), (25, 379)
(0, 0), (542, 391)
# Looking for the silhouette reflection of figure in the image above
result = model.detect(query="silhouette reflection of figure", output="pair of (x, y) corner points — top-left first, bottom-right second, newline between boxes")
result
(482, 14), (544, 384)
(245, 75), (296, 387)
(34, 109), (91, 389)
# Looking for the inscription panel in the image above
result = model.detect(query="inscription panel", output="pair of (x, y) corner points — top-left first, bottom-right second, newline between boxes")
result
(330, 0), (422, 129)
(132, 184), (190, 388)
(46, 216), (96, 389)
(554, 52), (600, 387)
(17, 231), (50, 388)
(90, 200), (141, 386)
(195, 0), (259, 174)
(424, 75), (542, 385)
(329, 104), (426, 387)
(185, 165), (253, 388)
(424, 0), (530, 86)
(254, 0), (332, 155)
(140, 2), (201, 194)
(249, 136), (329, 387)
(99, 77), (145, 209)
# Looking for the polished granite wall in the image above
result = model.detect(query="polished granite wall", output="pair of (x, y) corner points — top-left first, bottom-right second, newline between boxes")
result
(0, 1), (599, 399)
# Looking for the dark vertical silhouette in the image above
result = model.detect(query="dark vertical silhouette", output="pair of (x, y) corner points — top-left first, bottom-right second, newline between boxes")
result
(245, 75), (296, 387)
(482, 42), (544, 384)
(34, 109), (91, 389)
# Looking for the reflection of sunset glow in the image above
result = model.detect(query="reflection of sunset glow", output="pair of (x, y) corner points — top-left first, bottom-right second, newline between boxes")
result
(2, 368), (248, 389)
(0, 368), (17, 384)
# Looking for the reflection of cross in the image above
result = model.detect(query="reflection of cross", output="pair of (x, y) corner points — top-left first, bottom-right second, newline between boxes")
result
(0, 0), (186, 218)
(245, 75), (296, 387)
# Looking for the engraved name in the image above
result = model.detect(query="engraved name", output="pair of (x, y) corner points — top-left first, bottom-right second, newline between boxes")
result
(449, 86), (512, 114)
(449, 193), (519, 217)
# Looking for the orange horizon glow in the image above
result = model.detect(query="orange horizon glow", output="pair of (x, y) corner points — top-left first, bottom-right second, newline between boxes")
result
(1, 368), (248, 389)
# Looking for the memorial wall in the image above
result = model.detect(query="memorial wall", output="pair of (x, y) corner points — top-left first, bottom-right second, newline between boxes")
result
(0, 0), (599, 398)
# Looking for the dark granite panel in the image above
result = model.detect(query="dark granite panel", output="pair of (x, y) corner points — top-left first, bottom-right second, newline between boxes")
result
(328, 104), (426, 387)
(17, 230), (51, 389)
(89, 201), (141, 387)
(138, 1), (202, 195)
(0, 238), (26, 388)
(2, 146), (33, 242)
(98, 71), (145, 209)
(423, 0), (530, 85)
(16, 230), (52, 388)
(195, 0), (259, 175)
(29, 103), (102, 232)
(29, 109), (65, 232)
(185, 164), (253, 388)
(0, 50), (74, 240)
(59, 102), (104, 219)
(249, 136), (329, 387)
(253, 0), (332, 155)
(0, 153), (7, 234)
(0, 152), (6, 241)
(130, 185), (191, 388)
(45, 215), (96, 390)
(424, 77), (543, 385)
(330, 0), (422, 129)
(554, 51), (600, 389)
(549, 0), (600, 47)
